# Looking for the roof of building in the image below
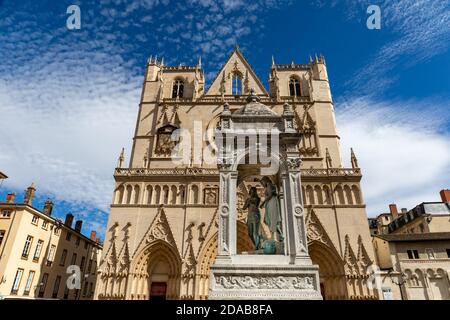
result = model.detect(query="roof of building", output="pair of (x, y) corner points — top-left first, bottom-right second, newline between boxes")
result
(0, 171), (7, 179)
(375, 232), (450, 242)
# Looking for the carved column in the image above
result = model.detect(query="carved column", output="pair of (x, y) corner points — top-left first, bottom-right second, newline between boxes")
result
(217, 166), (237, 259)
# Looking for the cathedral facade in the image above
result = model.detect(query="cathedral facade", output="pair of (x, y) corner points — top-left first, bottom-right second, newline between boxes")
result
(94, 48), (378, 300)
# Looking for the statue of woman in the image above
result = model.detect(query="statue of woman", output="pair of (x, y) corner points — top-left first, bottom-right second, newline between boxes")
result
(242, 187), (261, 249)
(260, 176), (283, 241)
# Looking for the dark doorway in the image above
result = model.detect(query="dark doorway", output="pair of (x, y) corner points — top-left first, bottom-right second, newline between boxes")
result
(150, 282), (167, 300)
(320, 283), (326, 300)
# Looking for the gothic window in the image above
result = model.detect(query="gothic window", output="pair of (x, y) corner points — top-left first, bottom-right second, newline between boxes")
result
(126, 185), (133, 204)
(154, 186), (161, 204)
(344, 185), (353, 205)
(116, 186), (124, 204)
(163, 186), (169, 205)
(314, 186), (323, 204)
(352, 185), (361, 204)
(172, 79), (184, 99)
(289, 76), (301, 97)
(231, 73), (242, 95)
(146, 185), (153, 204)
(179, 186), (185, 204)
(170, 185), (177, 205)
(134, 185), (140, 204)
(191, 185), (199, 204)
(155, 125), (178, 157)
(323, 186), (332, 205)
(306, 185), (315, 204)
(335, 185), (345, 205)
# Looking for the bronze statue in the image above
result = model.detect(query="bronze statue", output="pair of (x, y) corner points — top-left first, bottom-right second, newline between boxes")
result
(260, 176), (283, 241)
(242, 187), (261, 249)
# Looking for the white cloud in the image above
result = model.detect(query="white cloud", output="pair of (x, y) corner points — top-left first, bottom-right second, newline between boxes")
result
(337, 97), (450, 216)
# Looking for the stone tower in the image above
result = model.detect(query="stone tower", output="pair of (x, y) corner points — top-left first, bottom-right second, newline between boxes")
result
(95, 48), (378, 300)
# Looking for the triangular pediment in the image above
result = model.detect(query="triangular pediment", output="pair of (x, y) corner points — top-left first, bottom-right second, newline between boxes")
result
(205, 47), (268, 96)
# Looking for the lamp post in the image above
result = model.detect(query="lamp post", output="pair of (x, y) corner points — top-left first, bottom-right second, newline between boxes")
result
(388, 269), (408, 300)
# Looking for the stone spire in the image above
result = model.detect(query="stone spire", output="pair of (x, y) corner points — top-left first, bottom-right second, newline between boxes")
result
(117, 148), (125, 168)
(350, 148), (359, 168)
(24, 182), (36, 206)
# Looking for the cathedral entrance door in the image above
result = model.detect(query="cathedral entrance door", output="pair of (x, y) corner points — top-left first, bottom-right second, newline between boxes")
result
(150, 282), (167, 300)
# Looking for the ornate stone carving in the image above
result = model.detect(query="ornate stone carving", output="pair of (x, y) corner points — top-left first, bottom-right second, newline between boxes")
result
(215, 275), (315, 290)
(286, 157), (301, 170)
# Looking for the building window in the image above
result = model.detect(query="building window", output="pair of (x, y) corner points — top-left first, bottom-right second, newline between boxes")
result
(172, 79), (184, 98)
(84, 241), (89, 250)
(231, 73), (242, 95)
(59, 249), (67, 266)
(1, 210), (12, 218)
(87, 259), (93, 273)
(66, 232), (72, 241)
(42, 220), (49, 230)
(54, 227), (60, 235)
(425, 248), (435, 259)
(23, 270), (35, 296)
(89, 282), (94, 298)
(71, 253), (77, 265)
(11, 268), (24, 295)
(46, 244), (56, 266)
(33, 239), (44, 262)
(0, 230), (5, 247)
(80, 256), (86, 272)
(52, 276), (61, 299)
(38, 273), (49, 298)
(22, 235), (33, 259)
(407, 249), (419, 259)
(75, 236), (80, 247)
(82, 281), (88, 297)
(289, 77), (301, 97)
(447, 249), (450, 258)
(31, 215), (39, 225)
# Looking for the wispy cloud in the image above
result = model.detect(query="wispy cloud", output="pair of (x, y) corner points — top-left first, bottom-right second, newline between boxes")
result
(0, 0), (293, 237)
(337, 97), (450, 215)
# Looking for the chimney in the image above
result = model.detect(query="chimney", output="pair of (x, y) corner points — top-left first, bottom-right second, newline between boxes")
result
(389, 204), (398, 219)
(440, 189), (450, 203)
(65, 213), (74, 228)
(43, 200), (53, 216)
(6, 193), (15, 203)
(401, 208), (408, 214)
(23, 183), (36, 206)
(75, 220), (83, 233)
(90, 230), (97, 241)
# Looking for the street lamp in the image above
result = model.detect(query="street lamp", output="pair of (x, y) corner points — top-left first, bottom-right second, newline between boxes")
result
(388, 269), (408, 300)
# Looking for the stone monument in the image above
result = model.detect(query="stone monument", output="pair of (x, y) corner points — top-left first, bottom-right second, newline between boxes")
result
(209, 90), (322, 300)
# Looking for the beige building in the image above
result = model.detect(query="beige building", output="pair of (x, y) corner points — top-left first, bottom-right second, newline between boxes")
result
(95, 47), (378, 300)
(0, 184), (102, 300)
(373, 233), (450, 300)
(370, 190), (450, 300)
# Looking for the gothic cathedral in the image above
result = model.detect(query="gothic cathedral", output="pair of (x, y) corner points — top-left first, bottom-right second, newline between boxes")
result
(95, 47), (378, 300)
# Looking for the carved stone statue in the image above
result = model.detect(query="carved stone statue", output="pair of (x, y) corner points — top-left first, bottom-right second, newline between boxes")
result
(242, 187), (261, 250)
(260, 177), (283, 241)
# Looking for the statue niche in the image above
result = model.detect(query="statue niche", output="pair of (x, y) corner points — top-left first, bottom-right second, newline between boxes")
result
(239, 175), (284, 255)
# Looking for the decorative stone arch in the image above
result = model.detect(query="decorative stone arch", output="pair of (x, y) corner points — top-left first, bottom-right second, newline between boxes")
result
(231, 148), (288, 174)
(130, 240), (182, 300)
(308, 241), (346, 300)
(196, 222), (255, 299)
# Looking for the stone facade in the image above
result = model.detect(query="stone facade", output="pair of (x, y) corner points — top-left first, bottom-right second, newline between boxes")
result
(95, 47), (377, 300)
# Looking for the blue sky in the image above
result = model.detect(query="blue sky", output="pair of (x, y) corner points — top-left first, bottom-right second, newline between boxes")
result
(0, 0), (449, 240)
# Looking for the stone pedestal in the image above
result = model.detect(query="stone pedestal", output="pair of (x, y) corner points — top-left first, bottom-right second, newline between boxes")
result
(209, 256), (321, 300)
